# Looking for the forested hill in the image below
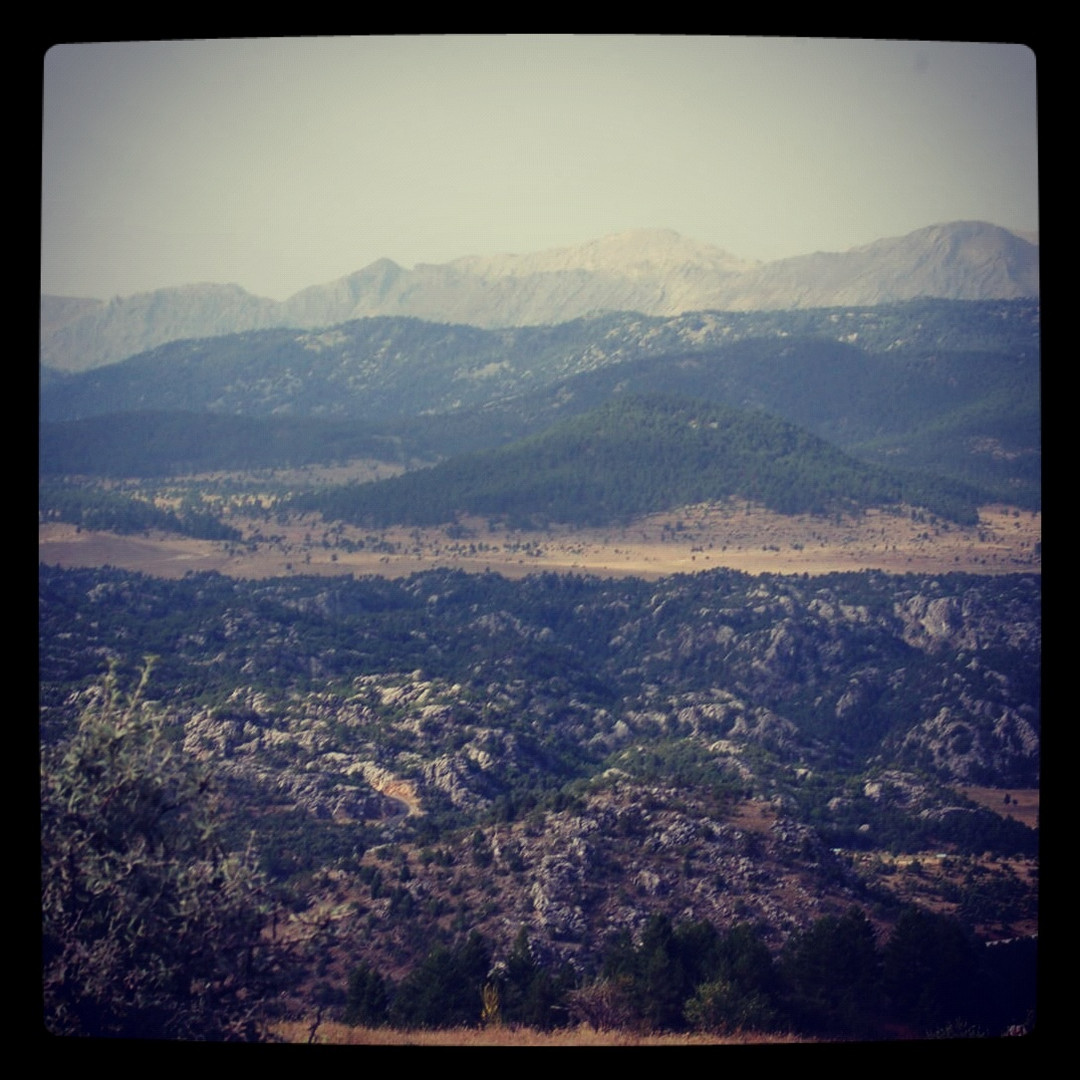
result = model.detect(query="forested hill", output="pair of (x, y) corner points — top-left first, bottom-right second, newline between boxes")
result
(39, 410), (408, 478)
(40, 300), (1039, 509)
(293, 396), (987, 528)
(40, 300), (1039, 428)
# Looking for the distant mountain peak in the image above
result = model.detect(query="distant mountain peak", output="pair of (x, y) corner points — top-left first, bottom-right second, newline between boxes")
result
(445, 228), (755, 279)
(358, 257), (405, 275)
(856, 219), (1033, 251)
(41, 221), (1039, 372)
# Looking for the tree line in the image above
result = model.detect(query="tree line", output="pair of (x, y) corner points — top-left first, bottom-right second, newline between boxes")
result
(40, 478), (243, 541)
(340, 908), (1034, 1039)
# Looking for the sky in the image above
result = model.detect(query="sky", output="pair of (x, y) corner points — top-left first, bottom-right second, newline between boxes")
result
(41, 36), (1039, 302)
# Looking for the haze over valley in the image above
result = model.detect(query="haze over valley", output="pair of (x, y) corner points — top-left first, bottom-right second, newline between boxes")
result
(41, 221), (1037, 373)
(40, 37), (1039, 1044)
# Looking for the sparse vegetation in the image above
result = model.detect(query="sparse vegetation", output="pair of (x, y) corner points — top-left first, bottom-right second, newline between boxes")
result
(39, 297), (1039, 1041)
(272, 1020), (814, 1045)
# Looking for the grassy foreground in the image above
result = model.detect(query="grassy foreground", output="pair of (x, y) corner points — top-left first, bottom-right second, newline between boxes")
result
(273, 1021), (811, 1046)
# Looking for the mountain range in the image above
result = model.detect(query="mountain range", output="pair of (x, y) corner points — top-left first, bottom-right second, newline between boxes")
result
(39, 217), (1041, 1038)
(40, 221), (1038, 373)
(40, 298), (1040, 509)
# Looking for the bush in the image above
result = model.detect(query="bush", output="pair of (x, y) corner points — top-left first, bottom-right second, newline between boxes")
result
(41, 662), (284, 1040)
(685, 978), (779, 1034)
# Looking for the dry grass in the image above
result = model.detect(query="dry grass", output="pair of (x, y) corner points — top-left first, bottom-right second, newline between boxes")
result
(38, 499), (1041, 582)
(271, 1020), (812, 1046)
(961, 786), (1039, 830)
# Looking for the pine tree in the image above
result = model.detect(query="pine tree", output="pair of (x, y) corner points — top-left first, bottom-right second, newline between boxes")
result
(343, 962), (389, 1027)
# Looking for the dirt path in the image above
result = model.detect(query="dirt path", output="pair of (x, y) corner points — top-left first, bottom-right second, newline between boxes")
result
(373, 778), (423, 818)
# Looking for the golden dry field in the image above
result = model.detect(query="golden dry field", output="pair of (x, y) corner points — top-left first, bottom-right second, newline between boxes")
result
(38, 500), (1041, 583)
(961, 786), (1039, 830)
(271, 1020), (811, 1046)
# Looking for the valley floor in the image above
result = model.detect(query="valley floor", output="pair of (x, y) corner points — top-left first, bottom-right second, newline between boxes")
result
(39, 501), (1041, 581)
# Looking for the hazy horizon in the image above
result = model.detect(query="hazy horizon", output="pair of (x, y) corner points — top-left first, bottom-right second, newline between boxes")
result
(42, 36), (1038, 303)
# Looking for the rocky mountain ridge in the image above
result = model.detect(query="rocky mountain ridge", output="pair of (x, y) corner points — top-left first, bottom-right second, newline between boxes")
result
(41, 221), (1038, 373)
(39, 561), (1040, 990)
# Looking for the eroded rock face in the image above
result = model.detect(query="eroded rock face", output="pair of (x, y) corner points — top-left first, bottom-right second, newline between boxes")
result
(899, 705), (1040, 786)
(139, 568), (1040, 832)
(181, 691), (407, 821)
(728, 707), (800, 752)
(421, 754), (496, 813)
(896, 595), (969, 651)
(895, 582), (1041, 654)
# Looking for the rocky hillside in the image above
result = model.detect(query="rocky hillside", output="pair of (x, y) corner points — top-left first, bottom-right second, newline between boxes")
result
(40, 563), (1040, 828)
(41, 222), (1038, 372)
(39, 561), (1039, 993)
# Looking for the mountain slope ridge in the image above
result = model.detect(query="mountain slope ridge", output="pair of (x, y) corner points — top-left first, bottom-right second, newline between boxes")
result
(39, 299), (1040, 508)
(41, 221), (1038, 372)
(292, 394), (988, 528)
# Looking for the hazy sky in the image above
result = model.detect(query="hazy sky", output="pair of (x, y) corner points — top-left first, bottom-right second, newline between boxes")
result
(41, 36), (1039, 302)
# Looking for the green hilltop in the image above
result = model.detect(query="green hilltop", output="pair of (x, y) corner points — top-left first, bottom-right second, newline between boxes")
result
(295, 395), (987, 528)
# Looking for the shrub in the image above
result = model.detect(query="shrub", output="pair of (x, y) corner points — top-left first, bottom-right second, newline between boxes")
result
(41, 662), (284, 1040)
